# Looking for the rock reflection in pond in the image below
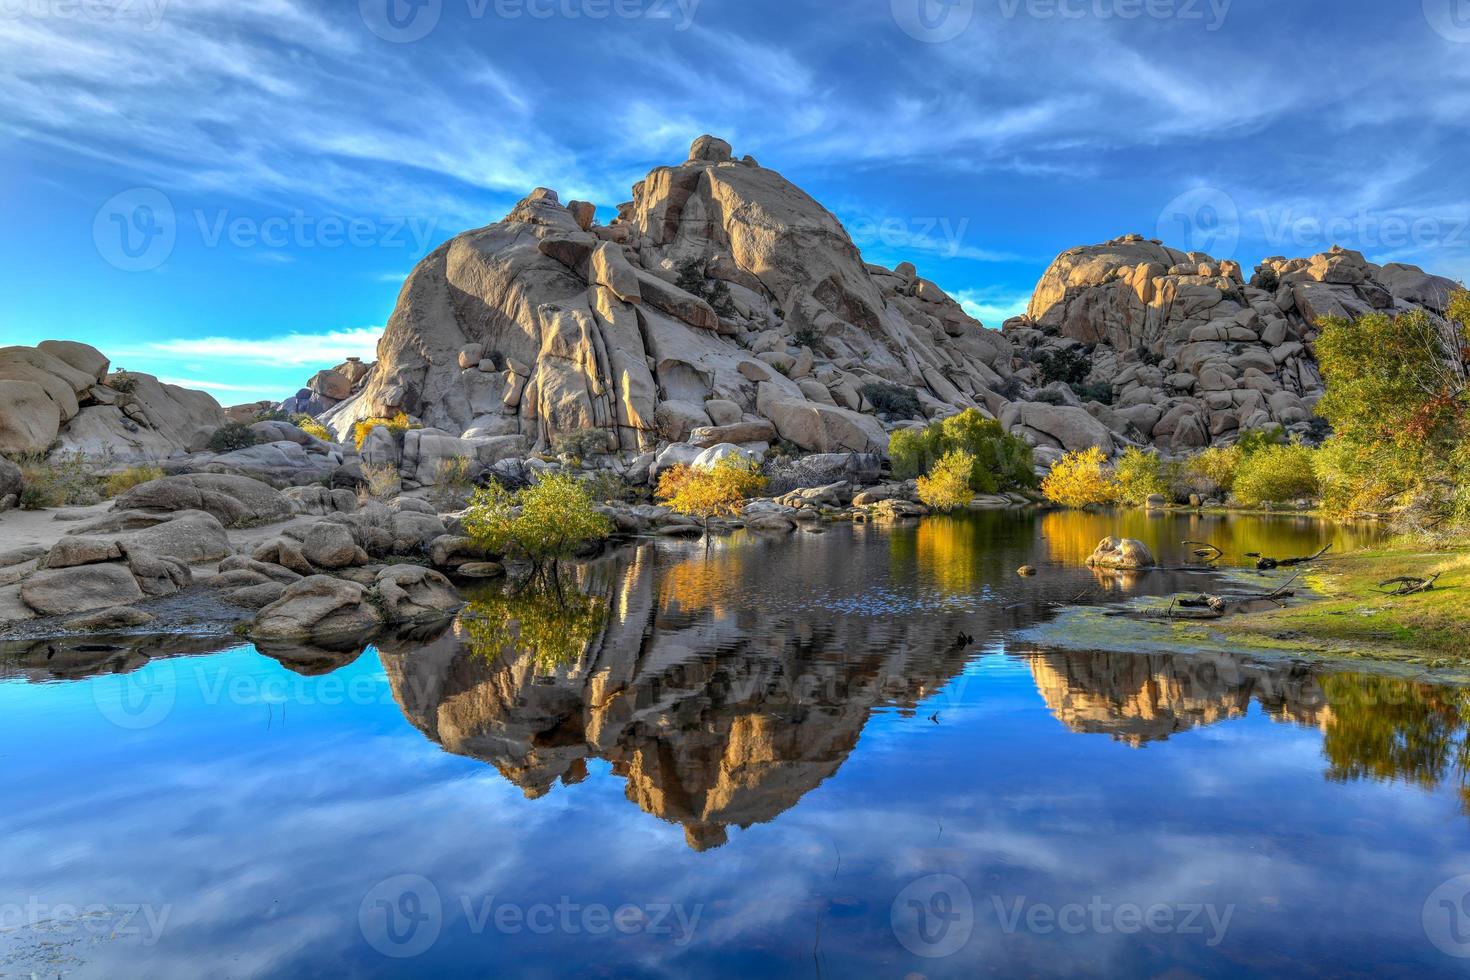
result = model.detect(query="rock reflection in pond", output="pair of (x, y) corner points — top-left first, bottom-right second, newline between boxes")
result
(379, 541), (979, 850)
(1026, 647), (1470, 814)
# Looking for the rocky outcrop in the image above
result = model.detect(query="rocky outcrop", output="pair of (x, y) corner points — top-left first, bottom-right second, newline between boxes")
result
(0, 342), (225, 459)
(113, 474), (294, 527)
(322, 136), (1014, 460)
(1005, 237), (1458, 451)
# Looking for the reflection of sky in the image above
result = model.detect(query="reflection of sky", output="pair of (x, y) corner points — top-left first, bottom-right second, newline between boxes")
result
(5, 640), (1470, 979)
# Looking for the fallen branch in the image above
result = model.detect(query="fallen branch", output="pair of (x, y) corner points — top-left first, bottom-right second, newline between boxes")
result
(1182, 540), (1223, 564)
(1375, 573), (1442, 597)
(1245, 544), (1332, 571)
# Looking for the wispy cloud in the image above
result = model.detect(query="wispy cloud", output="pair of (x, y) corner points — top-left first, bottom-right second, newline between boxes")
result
(145, 328), (382, 367)
(156, 377), (266, 393)
(955, 287), (1032, 327)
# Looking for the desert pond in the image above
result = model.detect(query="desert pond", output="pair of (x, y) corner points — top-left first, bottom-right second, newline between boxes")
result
(5, 511), (1470, 978)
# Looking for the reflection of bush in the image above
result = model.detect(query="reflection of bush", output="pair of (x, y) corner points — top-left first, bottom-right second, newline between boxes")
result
(915, 516), (980, 594)
(461, 585), (608, 672)
(1321, 675), (1470, 793)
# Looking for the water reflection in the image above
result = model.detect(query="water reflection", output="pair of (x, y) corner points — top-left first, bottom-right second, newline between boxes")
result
(1027, 647), (1470, 813)
(7, 511), (1470, 978)
(379, 547), (978, 851)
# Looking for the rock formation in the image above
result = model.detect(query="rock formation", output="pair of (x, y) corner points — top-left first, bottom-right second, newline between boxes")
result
(320, 135), (1014, 462)
(1004, 237), (1460, 453)
(306, 137), (1462, 472)
(0, 341), (224, 460)
(6, 137), (1465, 501)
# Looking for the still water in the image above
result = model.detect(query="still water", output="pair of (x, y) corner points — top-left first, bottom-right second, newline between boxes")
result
(4, 511), (1469, 978)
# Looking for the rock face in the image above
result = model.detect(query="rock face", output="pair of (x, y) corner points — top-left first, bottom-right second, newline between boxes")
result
(308, 141), (1465, 468)
(113, 474), (294, 527)
(1005, 237), (1458, 450)
(323, 136), (1014, 457)
(0, 342), (225, 459)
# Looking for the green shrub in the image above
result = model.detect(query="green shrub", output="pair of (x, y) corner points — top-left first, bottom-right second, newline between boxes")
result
(1313, 292), (1470, 527)
(1034, 346), (1092, 386)
(1041, 447), (1117, 508)
(915, 450), (975, 511)
(290, 414), (333, 441)
(207, 421), (258, 453)
(675, 258), (736, 318)
(1185, 445), (1243, 496)
(103, 465), (165, 498)
(466, 471), (614, 579)
(790, 324), (823, 351)
(430, 455), (475, 509)
(1071, 381), (1113, 405)
(352, 413), (421, 450)
(18, 453), (100, 509)
(861, 381), (923, 420)
(1232, 443), (1320, 506)
(1113, 447), (1170, 504)
(887, 408), (1036, 493)
(583, 470), (633, 503)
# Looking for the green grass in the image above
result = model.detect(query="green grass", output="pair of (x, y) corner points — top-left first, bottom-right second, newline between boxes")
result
(1217, 545), (1470, 663)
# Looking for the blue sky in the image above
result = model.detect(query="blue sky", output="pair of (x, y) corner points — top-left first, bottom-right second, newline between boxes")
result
(2, 0), (1468, 403)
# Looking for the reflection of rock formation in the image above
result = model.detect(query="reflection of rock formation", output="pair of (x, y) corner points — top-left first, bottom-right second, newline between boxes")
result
(0, 632), (242, 682)
(1025, 649), (1333, 747)
(379, 541), (978, 850)
(1026, 648), (1470, 813)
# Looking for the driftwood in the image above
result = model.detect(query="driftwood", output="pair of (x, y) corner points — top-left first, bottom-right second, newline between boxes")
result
(1182, 541), (1223, 564)
(1244, 544), (1332, 570)
(1120, 570), (1304, 621)
(1375, 573), (1442, 596)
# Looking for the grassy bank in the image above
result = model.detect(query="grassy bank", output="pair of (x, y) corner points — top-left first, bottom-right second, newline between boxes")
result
(1212, 545), (1470, 665)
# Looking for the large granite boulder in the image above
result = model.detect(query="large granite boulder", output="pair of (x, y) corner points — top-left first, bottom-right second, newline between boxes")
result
(0, 379), (61, 455)
(1084, 537), (1157, 570)
(113, 474), (293, 527)
(20, 564), (145, 617)
(252, 576), (384, 641)
(375, 565), (462, 624)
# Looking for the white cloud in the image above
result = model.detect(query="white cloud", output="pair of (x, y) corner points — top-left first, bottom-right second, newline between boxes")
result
(146, 328), (382, 367)
(156, 378), (265, 393)
(954, 287), (1032, 326)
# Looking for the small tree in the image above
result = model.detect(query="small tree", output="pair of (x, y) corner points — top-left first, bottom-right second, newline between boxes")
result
(1113, 447), (1170, 504)
(886, 408), (1036, 493)
(1232, 443), (1320, 506)
(464, 471), (613, 588)
(1042, 447), (1117, 508)
(1314, 293), (1470, 525)
(915, 450), (975, 511)
(657, 455), (768, 537)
